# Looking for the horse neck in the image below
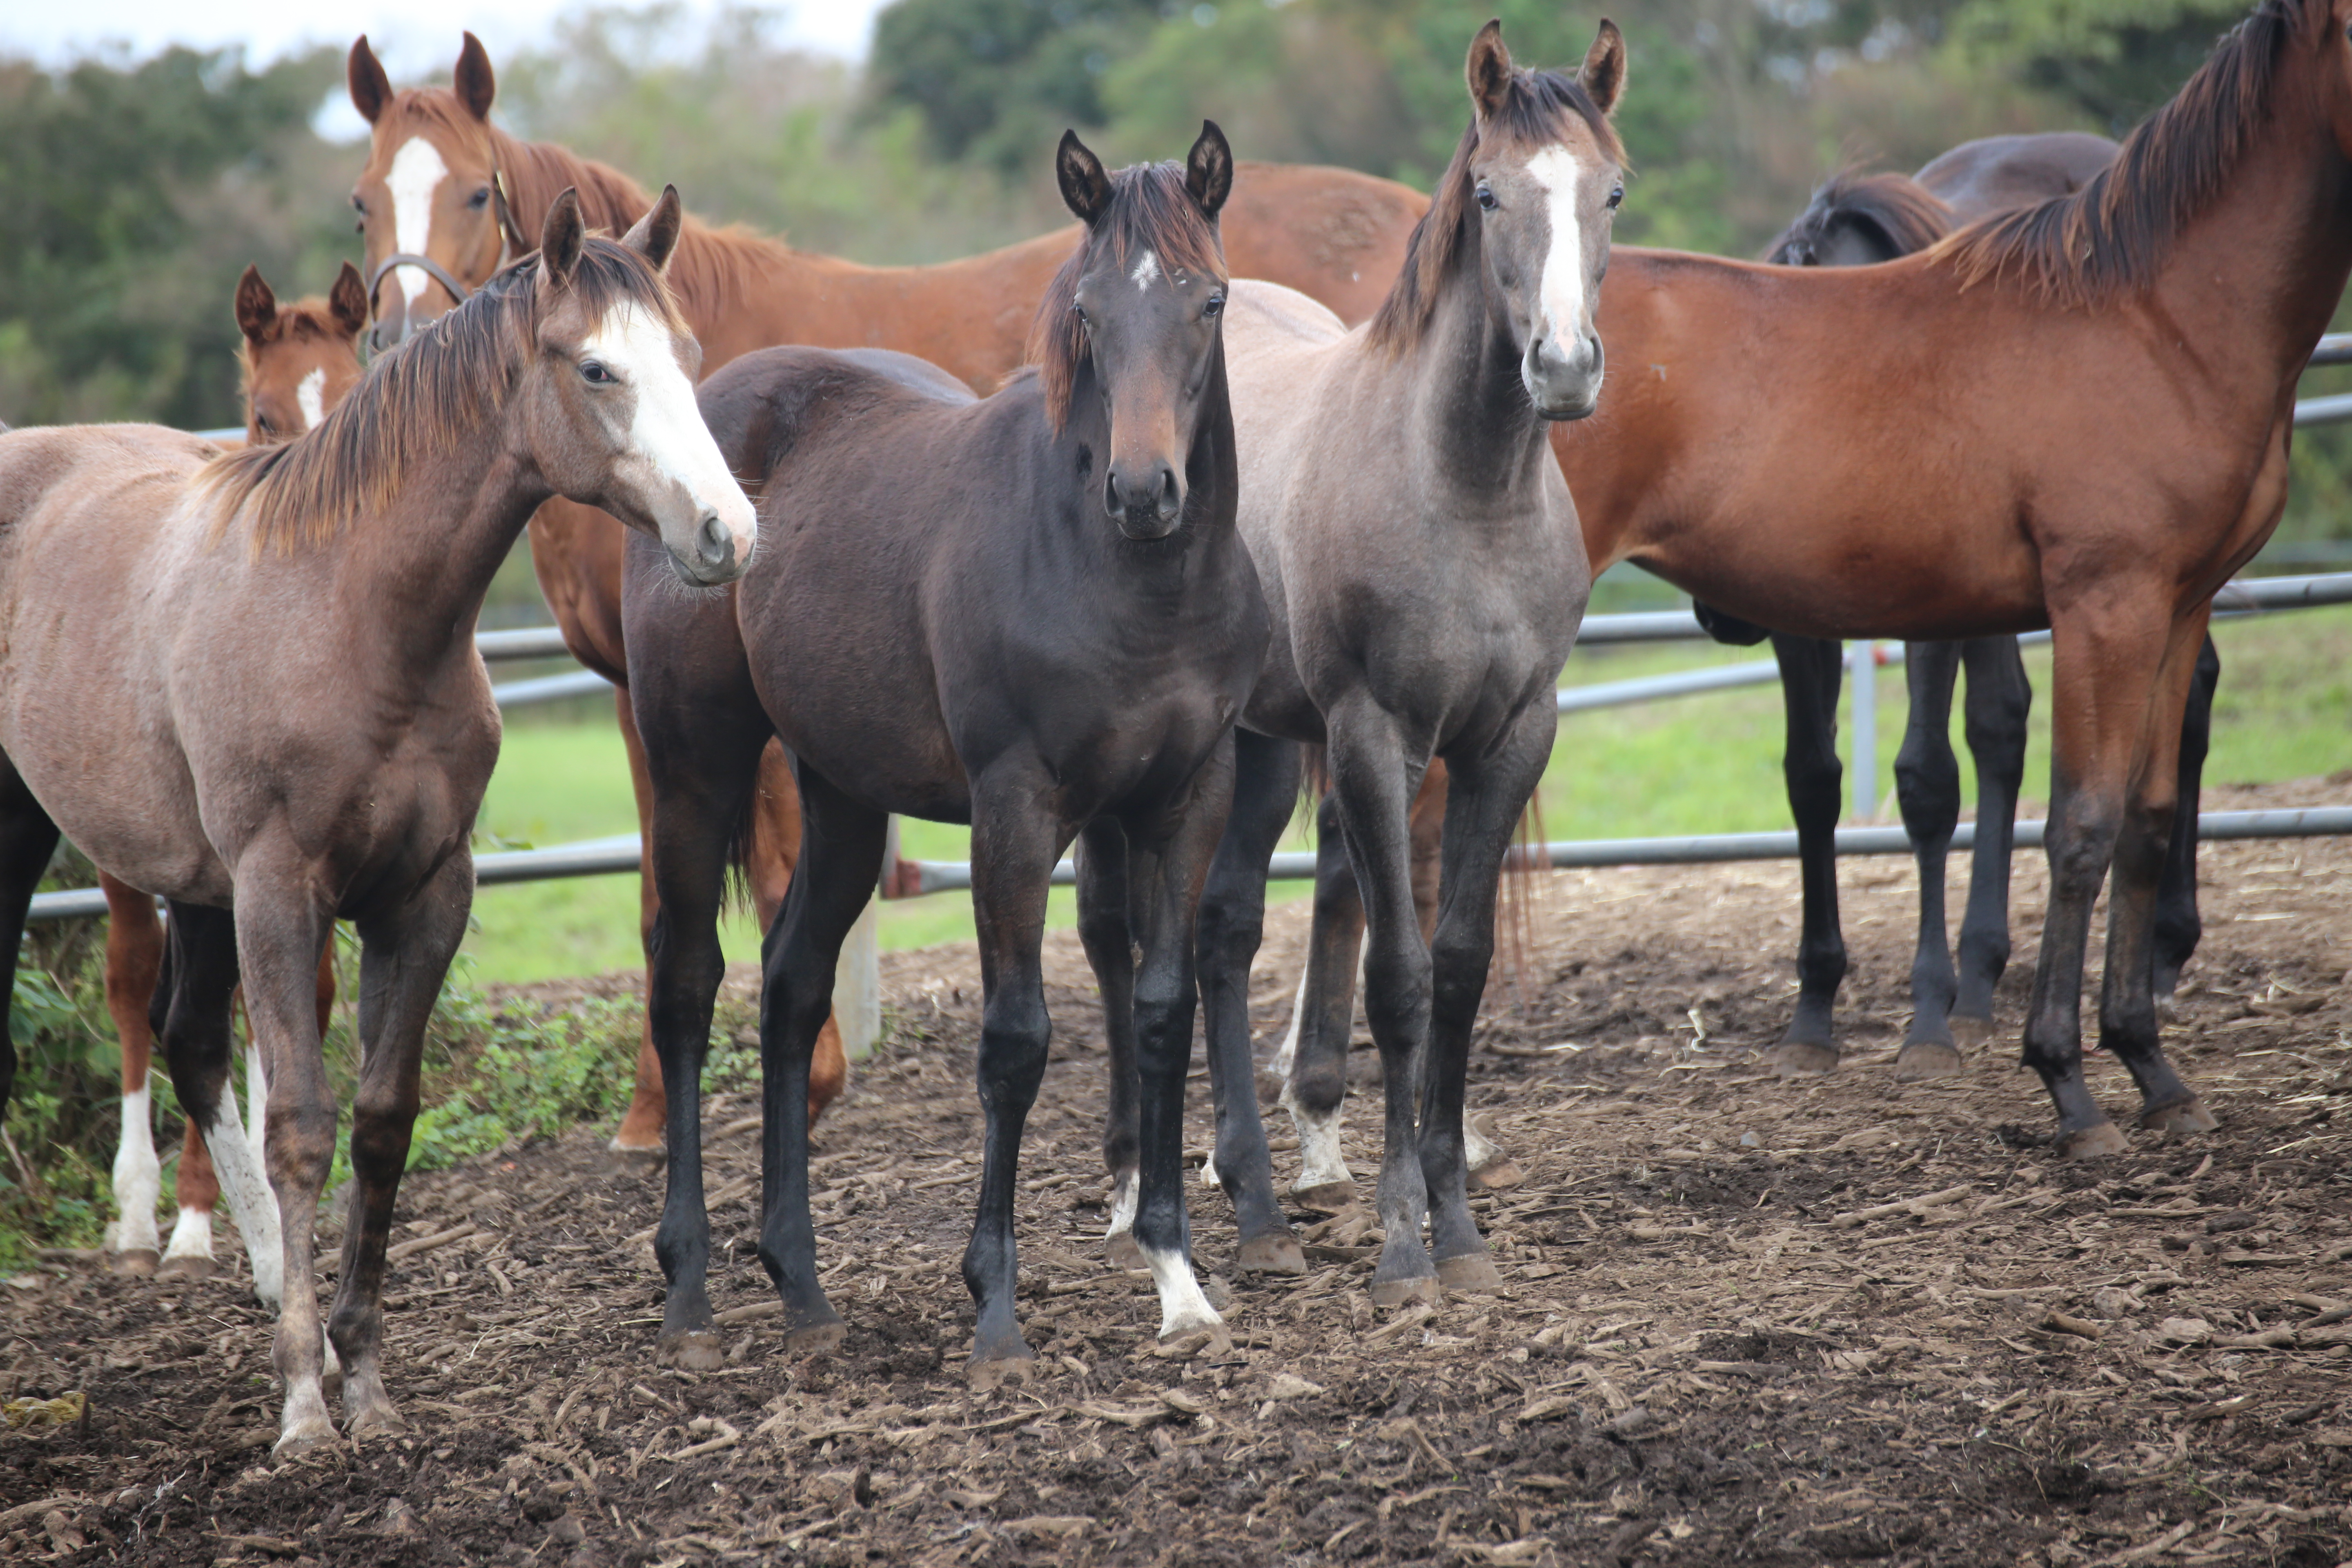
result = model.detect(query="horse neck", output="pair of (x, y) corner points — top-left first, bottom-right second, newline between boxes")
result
(1400, 233), (1557, 512)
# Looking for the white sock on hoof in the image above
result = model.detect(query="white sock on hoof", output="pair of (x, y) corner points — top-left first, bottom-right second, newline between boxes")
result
(1106, 1172), (1138, 1241)
(1282, 1082), (1351, 1193)
(1463, 1115), (1501, 1173)
(1142, 1243), (1223, 1339)
(202, 1105), (283, 1306)
(163, 1204), (216, 1262)
(111, 1080), (163, 1256)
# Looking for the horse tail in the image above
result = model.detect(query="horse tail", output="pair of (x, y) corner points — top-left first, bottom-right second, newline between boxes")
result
(1763, 167), (1957, 265)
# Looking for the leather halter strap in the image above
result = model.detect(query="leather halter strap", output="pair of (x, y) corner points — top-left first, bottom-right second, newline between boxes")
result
(366, 167), (524, 314)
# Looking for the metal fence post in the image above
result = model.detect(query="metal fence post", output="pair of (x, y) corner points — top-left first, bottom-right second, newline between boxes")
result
(1850, 641), (1878, 823)
(831, 816), (894, 1062)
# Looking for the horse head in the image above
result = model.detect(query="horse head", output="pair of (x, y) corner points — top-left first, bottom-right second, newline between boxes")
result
(347, 32), (519, 353)
(1042, 125), (1233, 542)
(235, 263), (367, 445)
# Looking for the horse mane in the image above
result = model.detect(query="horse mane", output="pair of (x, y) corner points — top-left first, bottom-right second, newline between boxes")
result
(1935, 0), (2319, 305)
(1366, 65), (1625, 354)
(199, 237), (680, 551)
(1764, 169), (1954, 263)
(1025, 161), (1226, 433)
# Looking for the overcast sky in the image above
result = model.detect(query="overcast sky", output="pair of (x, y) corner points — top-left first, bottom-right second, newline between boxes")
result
(2, 0), (891, 138)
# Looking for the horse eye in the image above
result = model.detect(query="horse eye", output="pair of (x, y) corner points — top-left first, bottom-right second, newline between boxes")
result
(1204, 292), (1225, 318)
(1475, 182), (1497, 212)
(581, 361), (616, 385)
(1607, 187), (1624, 211)
(468, 187), (491, 210)
(351, 193), (366, 214)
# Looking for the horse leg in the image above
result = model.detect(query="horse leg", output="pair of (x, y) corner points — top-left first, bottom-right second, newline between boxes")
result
(1947, 635), (2031, 1054)
(1125, 739), (1240, 1340)
(330, 853), (470, 1440)
(2097, 613), (2218, 1137)
(1074, 820), (1143, 1269)
(611, 686), (669, 1163)
(755, 764), (886, 1359)
(231, 859), (341, 1454)
(100, 874), (166, 1275)
(1274, 787), (1368, 1212)
(2023, 607), (2174, 1160)
(745, 739), (849, 1128)
(2150, 636), (2218, 1005)
(1892, 641), (1966, 1077)
(960, 765), (1067, 1379)
(1421, 704), (1556, 1293)
(0, 757), (58, 1144)
(1415, 764), (1515, 1189)
(1325, 701), (1437, 1306)
(1191, 728), (1303, 1275)
(641, 708), (771, 1369)
(1763, 635), (1846, 1074)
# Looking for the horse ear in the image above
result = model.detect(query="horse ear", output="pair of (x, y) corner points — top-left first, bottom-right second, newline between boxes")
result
(1579, 19), (1626, 116)
(348, 35), (392, 125)
(1465, 19), (1513, 121)
(454, 32), (497, 122)
(622, 185), (684, 274)
(1185, 120), (1233, 220)
(234, 266), (278, 345)
(540, 188), (585, 287)
(329, 263), (370, 340)
(1056, 130), (1113, 226)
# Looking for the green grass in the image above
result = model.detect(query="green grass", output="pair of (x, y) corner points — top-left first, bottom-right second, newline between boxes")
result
(463, 599), (2352, 985)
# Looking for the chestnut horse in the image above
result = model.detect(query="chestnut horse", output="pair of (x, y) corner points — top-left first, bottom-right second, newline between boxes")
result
(342, 33), (1423, 1154)
(0, 192), (756, 1452)
(99, 262), (363, 1286)
(623, 129), (1256, 1377)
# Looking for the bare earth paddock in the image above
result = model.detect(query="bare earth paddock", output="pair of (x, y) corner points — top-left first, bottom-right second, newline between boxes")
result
(4, 778), (2350, 1567)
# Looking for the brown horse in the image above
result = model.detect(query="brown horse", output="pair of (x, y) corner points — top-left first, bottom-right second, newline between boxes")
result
(342, 33), (1425, 1154)
(0, 192), (755, 1452)
(99, 263), (363, 1286)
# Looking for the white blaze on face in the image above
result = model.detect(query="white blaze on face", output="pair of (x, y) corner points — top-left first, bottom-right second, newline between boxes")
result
(294, 368), (327, 434)
(386, 136), (450, 312)
(582, 301), (758, 559)
(1524, 145), (1597, 351)
(1130, 248), (1160, 291)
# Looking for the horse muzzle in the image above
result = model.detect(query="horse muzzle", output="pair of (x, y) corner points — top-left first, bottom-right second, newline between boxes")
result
(1525, 332), (1604, 422)
(1105, 463), (1186, 541)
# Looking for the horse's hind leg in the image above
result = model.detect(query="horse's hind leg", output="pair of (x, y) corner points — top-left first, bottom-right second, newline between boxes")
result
(743, 741), (850, 1127)
(1421, 702), (1555, 1294)
(757, 763), (886, 1358)
(1763, 635), (1846, 1074)
(0, 757), (59, 1134)
(330, 853), (470, 1441)
(1075, 820), (1143, 1268)
(1192, 728), (1302, 1275)
(2150, 635), (2218, 1004)
(1949, 635), (2031, 1050)
(1892, 641), (1966, 1077)
(1274, 787), (1367, 1212)
(100, 874), (168, 1275)
(2097, 613), (2218, 1139)
(612, 686), (672, 1163)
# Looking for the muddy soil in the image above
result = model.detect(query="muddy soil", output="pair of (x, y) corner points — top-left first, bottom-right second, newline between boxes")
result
(4, 779), (2350, 1567)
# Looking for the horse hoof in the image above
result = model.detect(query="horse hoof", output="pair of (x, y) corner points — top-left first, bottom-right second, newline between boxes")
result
(1239, 1233), (1306, 1276)
(2140, 1096), (2219, 1135)
(154, 1253), (214, 1283)
(1435, 1253), (1505, 1295)
(1105, 1231), (1146, 1273)
(657, 1330), (724, 1371)
(1468, 1158), (1525, 1193)
(1765, 1042), (1838, 1077)
(2056, 1120), (2129, 1161)
(1947, 1015), (1995, 1050)
(1368, 1274), (1440, 1309)
(344, 1403), (405, 1442)
(1291, 1180), (1359, 1215)
(785, 1320), (846, 1356)
(1894, 1042), (1965, 1082)
(606, 1139), (665, 1172)
(274, 1417), (339, 1458)
(111, 1248), (161, 1278)
(967, 1352), (1036, 1392)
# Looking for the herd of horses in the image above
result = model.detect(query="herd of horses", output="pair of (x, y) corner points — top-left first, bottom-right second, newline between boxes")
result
(0, 0), (2343, 1452)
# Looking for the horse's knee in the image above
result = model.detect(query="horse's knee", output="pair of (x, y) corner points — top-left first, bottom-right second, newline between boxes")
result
(1193, 883), (1261, 974)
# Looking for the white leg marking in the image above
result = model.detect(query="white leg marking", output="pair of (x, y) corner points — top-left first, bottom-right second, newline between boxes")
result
(1283, 1078), (1353, 1194)
(1129, 248), (1159, 291)
(1525, 145), (1593, 351)
(1142, 1243), (1223, 1340)
(109, 1078), (163, 1257)
(1463, 1114), (1501, 1174)
(244, 1042), (267, 1163)
(1268, 962), (1309, 1083)
(583, 303), (759, 559)
(163, 1204), (216, 1263)
(293, 368), (326, 434)
(1106, 1170), (1138, 1241)
(386, 137), (449, 313)
(202, 1100), (284, 1307)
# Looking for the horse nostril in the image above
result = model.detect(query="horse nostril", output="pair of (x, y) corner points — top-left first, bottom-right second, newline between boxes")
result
(695, 513), (732, 569)
(1158, 468), (1180, 518)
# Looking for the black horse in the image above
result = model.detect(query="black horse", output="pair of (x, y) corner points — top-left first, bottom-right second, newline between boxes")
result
(621, 125), (1261, 1381)
(1700, 132), (2221, 1078)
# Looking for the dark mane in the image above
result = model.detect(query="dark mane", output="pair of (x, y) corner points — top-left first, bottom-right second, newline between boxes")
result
(1366, 64), (1625, 354)
(1764, 170), (1954, 263)
(1935, 0), (2316, 304)
(200, 237), (679, 550)
(1025, 161), (1226, 433)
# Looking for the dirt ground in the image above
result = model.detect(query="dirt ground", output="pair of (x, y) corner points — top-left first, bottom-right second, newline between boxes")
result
(4, 777), (2350, 1568)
